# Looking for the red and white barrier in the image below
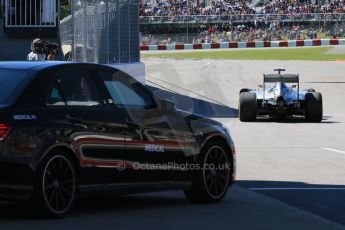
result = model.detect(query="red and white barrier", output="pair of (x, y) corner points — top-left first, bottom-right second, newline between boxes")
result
(140, 39), (345, 51)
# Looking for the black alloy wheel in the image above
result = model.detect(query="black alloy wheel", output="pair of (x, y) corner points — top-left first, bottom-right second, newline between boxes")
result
(184, 141), (232, 203)
(202, 145), (230, 199)
(31, 151), (78, 217)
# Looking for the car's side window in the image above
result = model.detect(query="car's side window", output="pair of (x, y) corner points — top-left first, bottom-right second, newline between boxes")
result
(98, 71), (155, 109)
(47, 70), (102, 107)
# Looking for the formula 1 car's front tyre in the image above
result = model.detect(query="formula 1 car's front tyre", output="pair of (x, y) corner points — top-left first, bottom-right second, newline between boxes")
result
(305, 92), (323, 122)
(306, 88), (316, 93)
(239, 92), (257, 122)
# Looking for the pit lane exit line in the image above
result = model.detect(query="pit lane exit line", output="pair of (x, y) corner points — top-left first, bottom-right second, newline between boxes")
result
(250, 188), (345, 191)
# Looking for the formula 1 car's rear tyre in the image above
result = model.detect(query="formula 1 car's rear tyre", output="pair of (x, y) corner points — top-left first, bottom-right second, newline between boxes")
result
(239, 88), (251, 94)
(239, 92), (257, 122)
(184, 141), (232, 204)
(30, 150), (78, 218)
(305, 92), (323, 122)
(306, 88), (316, 93)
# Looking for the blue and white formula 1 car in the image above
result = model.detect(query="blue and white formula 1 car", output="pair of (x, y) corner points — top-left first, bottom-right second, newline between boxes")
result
(239, 69), (323, 122)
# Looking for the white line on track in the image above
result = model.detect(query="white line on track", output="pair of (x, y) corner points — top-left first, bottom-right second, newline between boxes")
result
(250, 188), (345, 191)
(237, 146), (318, 149)
(322, 147), (345, 155)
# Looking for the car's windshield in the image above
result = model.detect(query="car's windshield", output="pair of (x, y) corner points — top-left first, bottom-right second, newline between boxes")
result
(0, 69), (28, 105)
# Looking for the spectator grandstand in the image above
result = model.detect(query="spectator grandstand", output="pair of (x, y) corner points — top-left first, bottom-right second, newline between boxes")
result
(140, 22), (345, 44)
(139, 0), (345, 45)
(139, 0), (345, 16)
(139, 0), (255, 16)
(259, 0), (345, 14)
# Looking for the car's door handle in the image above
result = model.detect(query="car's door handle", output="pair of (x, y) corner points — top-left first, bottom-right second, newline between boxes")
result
(66, 115), (85, 124)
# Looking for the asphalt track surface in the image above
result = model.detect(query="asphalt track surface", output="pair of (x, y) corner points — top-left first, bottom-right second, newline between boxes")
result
(1, 58), (345, 229)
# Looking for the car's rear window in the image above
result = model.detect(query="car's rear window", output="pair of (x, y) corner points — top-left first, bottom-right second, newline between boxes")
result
(0, 69), (28, 104)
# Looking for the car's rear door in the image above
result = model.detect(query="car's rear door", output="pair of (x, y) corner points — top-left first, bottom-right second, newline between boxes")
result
(45, 67), (130, 185)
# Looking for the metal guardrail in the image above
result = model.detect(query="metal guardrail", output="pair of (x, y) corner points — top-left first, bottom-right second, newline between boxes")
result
(139, 13), (345, 24)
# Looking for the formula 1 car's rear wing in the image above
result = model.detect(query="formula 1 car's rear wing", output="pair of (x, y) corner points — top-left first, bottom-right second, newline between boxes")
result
(263, 74), (299, 83)
(262, 70), (300, 101)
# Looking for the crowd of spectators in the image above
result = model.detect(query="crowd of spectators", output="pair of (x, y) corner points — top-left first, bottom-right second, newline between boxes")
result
(139, 0), (255, 16)
(191, 23), (325, 43)
(140, 22), (345, 45)
(139, 0), (345, 45)
(259, 0), (345, 15)
(139, 0), (345, 17)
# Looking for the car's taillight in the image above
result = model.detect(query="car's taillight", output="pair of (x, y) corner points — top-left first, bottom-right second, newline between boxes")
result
(0, 124), (11, 142)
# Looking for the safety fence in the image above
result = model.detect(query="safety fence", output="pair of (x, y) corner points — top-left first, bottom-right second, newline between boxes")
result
(140, 14), (345, 45)
(140, 38), (345, 51)
(60, 0), (139, 64)
(140, 14), (345, 25)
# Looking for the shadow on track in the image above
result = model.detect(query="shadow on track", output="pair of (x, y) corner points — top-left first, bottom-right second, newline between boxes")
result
(252, 115), (340, 124)
(237, 180), (345, 226)
(74, 192), (189, 216)
(1, 180), (344, 225)
(148, 86), (238, 118)
(0, 192), (199, 219)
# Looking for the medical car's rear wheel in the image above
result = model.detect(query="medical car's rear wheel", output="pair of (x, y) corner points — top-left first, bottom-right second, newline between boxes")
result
(31, 151), (78, 218)
(184, 141), (231, 203)
(239, 92), (257, 122)
(306, 88), (316, 93)
(305, 92), (323, 122)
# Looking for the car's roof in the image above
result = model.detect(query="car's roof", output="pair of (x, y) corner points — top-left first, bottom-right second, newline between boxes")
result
(0, 61), (100, 71)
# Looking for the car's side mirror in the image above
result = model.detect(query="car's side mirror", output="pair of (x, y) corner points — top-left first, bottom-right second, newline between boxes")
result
(160, 99), (176, 112)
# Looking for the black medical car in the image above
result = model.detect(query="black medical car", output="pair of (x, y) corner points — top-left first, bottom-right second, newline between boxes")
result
(0, 62), (235, 217)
